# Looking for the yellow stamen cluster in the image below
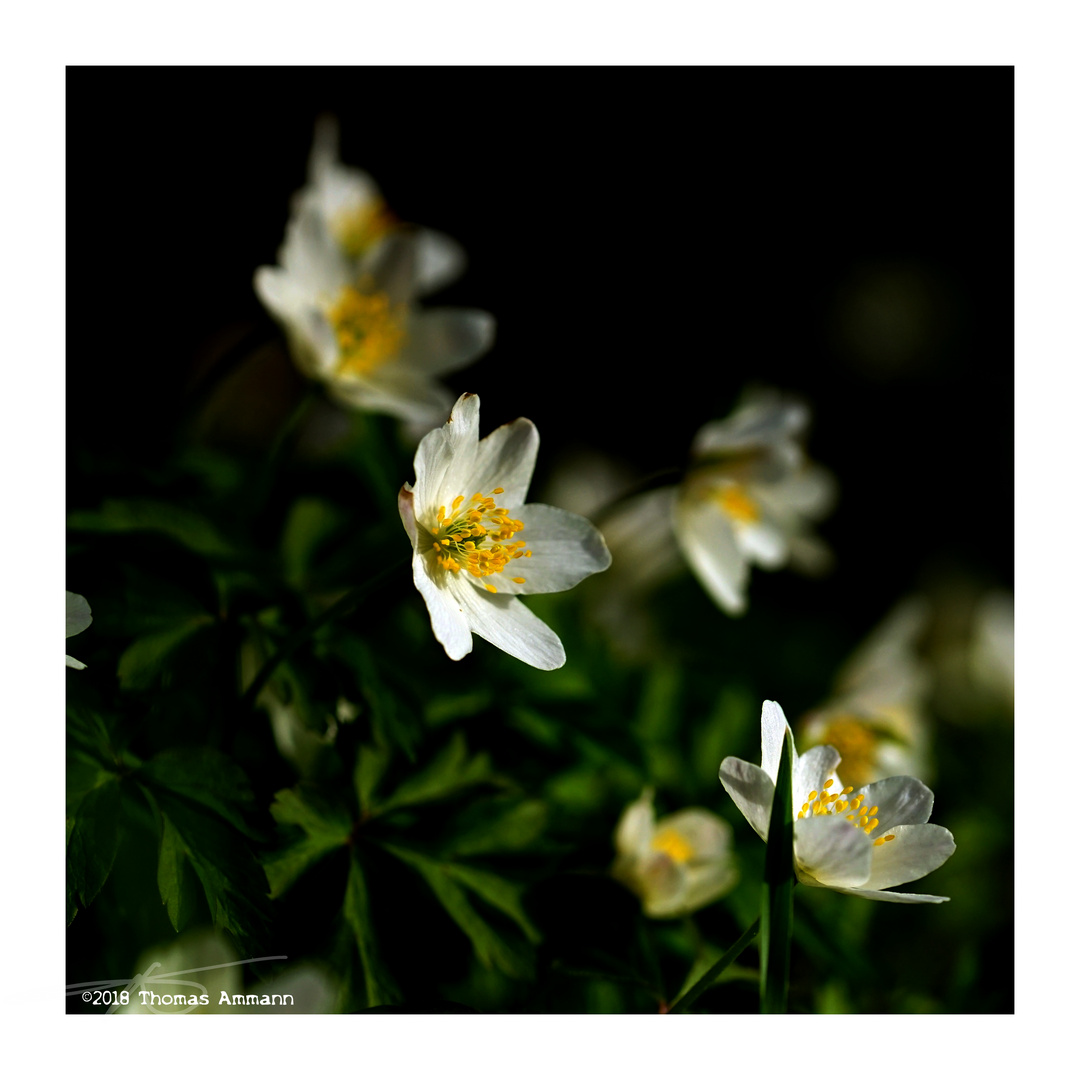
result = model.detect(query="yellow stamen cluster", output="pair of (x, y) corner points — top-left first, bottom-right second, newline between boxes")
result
(714, 482), (760, 523)
(796, 778), (897, 847)
(332, 199), (397, 258)
(816, 715), (881, 788)
(651, 828), (696, 864)
(429, 487), (532, 594)
(327, 284), (405, 377)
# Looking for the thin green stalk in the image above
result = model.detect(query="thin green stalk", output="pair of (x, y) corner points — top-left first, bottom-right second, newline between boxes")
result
(760, 727), (795, 1013)
(667, 917), (761, 1014)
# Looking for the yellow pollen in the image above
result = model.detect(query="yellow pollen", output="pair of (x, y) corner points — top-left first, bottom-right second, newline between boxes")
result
(651, 828), (695, 864)
(427, 487), (527, 588)
(874, 834), (897, 847)
(714, 483), (760, 523)
(327, 283), (406, 377)
(331, 198), (397, 258)
(797, 781), (887, 838)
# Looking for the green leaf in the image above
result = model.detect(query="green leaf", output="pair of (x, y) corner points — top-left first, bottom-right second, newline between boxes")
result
(263, 787), (353, 899)
(760, 727), (795, 1014)
(354, 743), (393, 816)
(344, 854), (401, 1007)
(138, 748), (259, 837)
(67, 499), (234, 557)
(67, 774), (121, 908)
(377, 733), (493, 815)
(442, 799), (547, 858)
(382, 845), (535, 979)
(280, 497), (345, 589)
(668, 919), (761, 1013)
(117, 617), (214, 690)
(157, 813), (201, 932)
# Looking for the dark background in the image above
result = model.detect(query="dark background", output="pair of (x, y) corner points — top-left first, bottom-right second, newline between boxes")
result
(67, 67), (1014, 620)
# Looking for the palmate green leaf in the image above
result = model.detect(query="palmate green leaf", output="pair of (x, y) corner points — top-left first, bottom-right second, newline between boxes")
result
(376, 732), (493, 816)
(139, 784), (271, 951)
(67, 499), (234, 558)
(263, 787), (353, 899)
(354, 743), (393, 816)
(382, 844), (536, 980)
(156, 813), (202, 933)
(441, 798), (547, 858)
(343, 854), (401, 1008)
(67, 774), (121, 913)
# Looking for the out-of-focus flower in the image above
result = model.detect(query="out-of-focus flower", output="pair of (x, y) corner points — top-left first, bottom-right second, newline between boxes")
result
(969, 591), (1014, 709)
(254, 124), (493, 434)
(66, 591), (92, 669)
(800, 598), (932, 786)
(398, 393), (611, 670)
(294, 115), (465, 297)
(720, 701), (955, 903)
(674, 392), (835, 615)
(612, 788), (737, 918)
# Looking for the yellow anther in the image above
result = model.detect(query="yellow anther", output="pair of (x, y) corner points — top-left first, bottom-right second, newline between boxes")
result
(493, 487), (504, 494)
(651, 828), (695, 864)
(452, 495), (464, 511)
(808, 791), (818, 801)
(714, 483), (760, 523)
(512, 577), (526, 584)
(873, 834), (897, 847)
(823, 779), (834, 789)
(484, 582), (497, 593)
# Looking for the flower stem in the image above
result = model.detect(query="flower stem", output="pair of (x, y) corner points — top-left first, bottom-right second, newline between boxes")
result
(760, 727), (795, 1013)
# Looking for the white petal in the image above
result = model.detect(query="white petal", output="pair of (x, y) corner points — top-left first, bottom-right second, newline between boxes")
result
(759, 700), (790, 782)
(398, 484), (418, 547)
(460, 416), (539, 510)
(279, 203), (352, 295)
(399, 308), (495, 376)
(361, 231), (423, 305)
(491, 503), (610, 595)
(794, 815), (873, 888)
(830, 887), (950, 904)
(853, 775), (934, 834)
(453, 576), (565, 670)
(792, 744), (842, 809)
(691, 396), (808, 456)
(412, 553), (473, 661)
(411, 393), (481, 515)
(614, 789), (656, 860)
(861, 824), (956, 890)
(657, 809), (732, 861)
(414, 228), (467, 296)
(733, 518), (788, 568)
(66, 592), (92, 638)
(718, 756), (773, 842)
(679, 859), (739, 914)
(673, 495), (748, 614)
(328, 365), (453, 431)
(65, 654), (87, 670)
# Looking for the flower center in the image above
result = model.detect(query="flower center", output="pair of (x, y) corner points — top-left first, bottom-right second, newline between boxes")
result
(429, 488), (532, 594)
(651, 828), (695, 864)
(816, 715), (881, 788)
(327, 284), (406, 377)
(713, 482), (760, 523)
(332, 199), (397, 258)
(796, 778), (896, 847)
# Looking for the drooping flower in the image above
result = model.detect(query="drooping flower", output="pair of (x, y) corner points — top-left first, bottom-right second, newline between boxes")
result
(612, 789), (738, 918)
(254, 123), (493, 434)
(673, 392), (835, 615)
(720, 700), (955, 903)
(398, 393), (611, 669)
(66, 591), (92, 669)
(799, 598), (932, 786)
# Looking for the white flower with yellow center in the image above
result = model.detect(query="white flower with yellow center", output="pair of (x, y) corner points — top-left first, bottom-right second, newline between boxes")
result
(294, 115), (465, 296)
(612, 789), (738, 919)
(674, 393), (835, 615)
(398, 394), (612, 669)
(66, 591), (92, 669)
(720, 700), (955, 903)
(800, 599), (932, 787)
(254, 158), (493, 433)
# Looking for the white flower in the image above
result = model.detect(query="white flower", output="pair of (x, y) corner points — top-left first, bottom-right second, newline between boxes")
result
(720, 700), (955, 903)
(254, 121), (493, 433)
(674, 392), (835, 615)
(612, 789), (738, 918)
(799, 598), (932, 786)
(66, 591), (92, 669)
(398, 393), (611, 669)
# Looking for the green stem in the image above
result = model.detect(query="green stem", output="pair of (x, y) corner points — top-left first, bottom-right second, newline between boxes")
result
(239, 554), (409, 712)
(760, 727), (795, 1013)
(667, 917), (761, 1014)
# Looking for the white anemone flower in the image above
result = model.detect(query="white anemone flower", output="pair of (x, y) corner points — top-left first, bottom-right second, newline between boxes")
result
(66, 591), (92, 669)
(799, 598), (932, 786)
(254, 182), (493, 434)
(612, 789), (738, 918)
(398, 393), (611, 669)
(720, 700), (955, 903)
(674, 392), (836, 615)
(294, 115), (465, 297)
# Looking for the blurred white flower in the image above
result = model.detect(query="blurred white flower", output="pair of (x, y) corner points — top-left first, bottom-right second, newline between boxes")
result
(612, 789), (737, 918)
(674, 392), (835, 615)
(398, 393), (611, 669)
(66, 591), (92, 669)
(720, 701), (955, 903)
(800, 598), (932, 786)
(970, 590), (1014, 708)
(254, 120), (493, 434)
